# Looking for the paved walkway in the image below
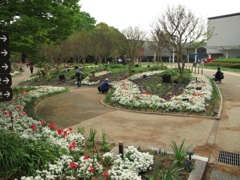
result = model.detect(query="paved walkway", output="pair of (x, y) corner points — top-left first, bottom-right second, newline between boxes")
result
(12, 64), (240, 179)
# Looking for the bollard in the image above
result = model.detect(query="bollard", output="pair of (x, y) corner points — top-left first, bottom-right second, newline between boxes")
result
(119, 142), (124, 159)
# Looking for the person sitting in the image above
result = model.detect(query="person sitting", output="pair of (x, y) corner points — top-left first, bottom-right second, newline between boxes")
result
(212, 67), (224, 83)
(98, 78), (112, 93)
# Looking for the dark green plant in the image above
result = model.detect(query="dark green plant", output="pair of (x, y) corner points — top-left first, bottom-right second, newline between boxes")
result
(78, 126), (85, 136)
(100, 130), (111, 152)
(160, 160), (184, 180)
(208, 79), (219, 115)
(171, 139), (192, 164)
(105, 89), (114, 103)
(0, 131), (64, 179)
(86, 128), (97, 148)
(143, 163), (160, 180)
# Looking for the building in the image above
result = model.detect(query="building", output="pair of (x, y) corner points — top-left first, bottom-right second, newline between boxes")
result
(207, 12), (240, 58)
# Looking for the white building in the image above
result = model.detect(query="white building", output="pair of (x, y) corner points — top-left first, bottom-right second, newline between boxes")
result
(207, 12), (240, 58)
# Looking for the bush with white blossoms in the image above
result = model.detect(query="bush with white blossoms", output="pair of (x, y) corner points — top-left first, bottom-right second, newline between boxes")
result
(109, 146), (154, 180)
(110, 72), (213, 112)
(1, 85), (154, 180)
(82, 70), (111, 85)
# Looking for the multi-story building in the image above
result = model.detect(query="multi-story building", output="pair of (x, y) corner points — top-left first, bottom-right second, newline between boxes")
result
(207, 12), (240, 58)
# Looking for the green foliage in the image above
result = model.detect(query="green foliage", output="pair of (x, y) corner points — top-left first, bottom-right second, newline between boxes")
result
(144, 164), (161, 180)
(13, 86), (37, 94)
(78, 126), (85, 136)
(171, 139), (192, 164)
(211, 58), (240, 63)
(0, 0), (96, 55)
(0, 131), (64, 179)
(86, 128), (97, 148)
(160, 160), (184, 180)
(100, 130), (111, 152)
(105, 89), (115, 104)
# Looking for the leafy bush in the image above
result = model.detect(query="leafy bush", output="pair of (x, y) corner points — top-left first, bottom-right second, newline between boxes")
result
(0, 131), (64, 179)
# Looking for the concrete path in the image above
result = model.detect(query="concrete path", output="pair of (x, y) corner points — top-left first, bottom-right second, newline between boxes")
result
(12, 64), (240, 179)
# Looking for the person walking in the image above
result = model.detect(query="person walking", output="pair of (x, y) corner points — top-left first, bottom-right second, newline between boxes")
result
(75, 68), (83, 88)
(26, 59), (29, 67)
(29, 62), (34, 74)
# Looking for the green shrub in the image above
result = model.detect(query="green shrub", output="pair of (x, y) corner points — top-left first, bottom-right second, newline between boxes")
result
(0, 131), (65, 179)
(171, 139), (192, 165)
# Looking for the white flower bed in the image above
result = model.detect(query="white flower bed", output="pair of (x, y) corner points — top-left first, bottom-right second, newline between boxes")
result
(1, 85), (153, 179)
(110, 72), (213, 112)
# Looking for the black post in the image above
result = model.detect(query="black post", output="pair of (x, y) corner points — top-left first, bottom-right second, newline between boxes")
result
(119, 142), (124, 159)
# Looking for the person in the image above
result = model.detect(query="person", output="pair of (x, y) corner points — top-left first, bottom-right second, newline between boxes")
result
(26, 60), (29, 67)
(212, 67), (224, 83)
(29, 62), (34, 74)
(98, 78), (112, 93)
(75, 68), (83, 88)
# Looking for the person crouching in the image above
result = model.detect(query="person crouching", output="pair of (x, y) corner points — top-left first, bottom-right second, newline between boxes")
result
(98, 78), (112, 93)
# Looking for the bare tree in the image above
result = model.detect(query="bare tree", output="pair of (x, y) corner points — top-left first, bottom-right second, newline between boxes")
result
(149, 28), (166, 66)
(122, 26), (146, 75)
(155, 4), (213, 74)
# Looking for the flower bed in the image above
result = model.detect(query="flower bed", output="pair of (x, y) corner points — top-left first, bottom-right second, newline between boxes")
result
(109, 71), (213, 113)
(0, 86), (155, 179)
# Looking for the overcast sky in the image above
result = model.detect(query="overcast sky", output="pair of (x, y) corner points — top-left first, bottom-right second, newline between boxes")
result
(80, 0), (239, 34)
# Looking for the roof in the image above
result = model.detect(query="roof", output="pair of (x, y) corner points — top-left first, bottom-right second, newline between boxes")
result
(208, 12), (240, 20)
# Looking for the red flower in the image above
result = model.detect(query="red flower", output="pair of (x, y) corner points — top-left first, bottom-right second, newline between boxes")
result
(104, 172), (109, 179)
(31, 124), (38, 131)
(69, 127), (72, 131)
(70, 162), (79, 168)
(58, 129), (63, 135)
(2, 111), (7, 115)
(90, 166), (95, 172)
(69, 141), (76, 150)
(49, 123), (57, 130)
(69, 145), (74, 150)
(41, 121), (45, 125)
(84, 155), (89, 160)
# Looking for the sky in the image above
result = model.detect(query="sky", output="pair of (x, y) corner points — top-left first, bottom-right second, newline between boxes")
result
(79, 0), (239, 34)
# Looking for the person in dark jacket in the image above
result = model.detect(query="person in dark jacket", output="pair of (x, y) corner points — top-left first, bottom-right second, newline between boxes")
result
(212, 67), (223, 83)
(98, 78), (112, 93)
(75, 68), (83, 88)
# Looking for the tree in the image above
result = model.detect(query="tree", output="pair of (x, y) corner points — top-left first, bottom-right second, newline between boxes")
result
(149, 28), (166, 66)
(155, 4), (212, 74)
(0, 0), (96, 56)
(108, 27), (127, 64)
(122, 26), (146, 75)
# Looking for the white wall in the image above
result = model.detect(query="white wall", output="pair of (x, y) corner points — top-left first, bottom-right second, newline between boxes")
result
(207, 13), (240, 57)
